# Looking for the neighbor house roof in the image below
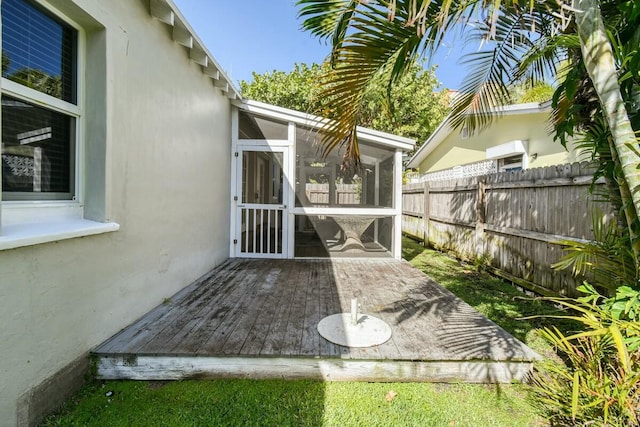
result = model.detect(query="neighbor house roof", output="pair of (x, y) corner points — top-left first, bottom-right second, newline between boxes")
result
(150, 0), (241, 100)
(406, 101), (550, 169)
(241, 100), (416, 151)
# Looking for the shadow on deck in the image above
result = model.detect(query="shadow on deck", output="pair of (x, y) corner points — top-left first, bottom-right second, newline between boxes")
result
(94, 258), (539, 383)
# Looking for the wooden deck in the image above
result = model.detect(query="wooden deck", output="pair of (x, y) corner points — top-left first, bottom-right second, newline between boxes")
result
(94, 258), (539, 383)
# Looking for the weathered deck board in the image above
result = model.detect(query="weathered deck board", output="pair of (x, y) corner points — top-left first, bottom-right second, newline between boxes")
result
(281, 261), (311, 356)
(94, 264), (230, 354)
(95, 258), (539, 382)
(135, 260), (253, 354)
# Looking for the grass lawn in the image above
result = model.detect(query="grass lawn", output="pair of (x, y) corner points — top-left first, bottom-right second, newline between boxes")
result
(43, 237), (572, 426)
(43, 380), (542, 427)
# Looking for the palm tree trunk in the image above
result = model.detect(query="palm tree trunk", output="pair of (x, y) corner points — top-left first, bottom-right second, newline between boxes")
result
(574, 0), (640, 264)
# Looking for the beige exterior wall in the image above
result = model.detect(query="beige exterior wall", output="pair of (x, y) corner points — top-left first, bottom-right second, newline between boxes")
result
(417, 112), (579, 173)
(0, 0), (232, 424)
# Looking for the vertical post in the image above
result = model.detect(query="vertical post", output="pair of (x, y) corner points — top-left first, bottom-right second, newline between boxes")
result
(392, 149), (403, 258)
(229, 107), (239, 257)
(351, 298), (358, 325)
(423, 181), (430, 246)
(475, 178), (486, 258)
(374, 159), (380, 243)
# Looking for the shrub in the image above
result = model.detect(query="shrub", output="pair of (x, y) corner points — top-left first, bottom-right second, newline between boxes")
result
(528, 285), (640, 426)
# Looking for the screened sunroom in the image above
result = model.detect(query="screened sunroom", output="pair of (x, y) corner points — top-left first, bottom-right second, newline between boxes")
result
(230, 100), (414, 259)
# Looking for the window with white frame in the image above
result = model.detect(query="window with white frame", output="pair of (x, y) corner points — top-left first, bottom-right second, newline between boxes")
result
(1, 0), (80, 201)
(498, 154), (524, 172)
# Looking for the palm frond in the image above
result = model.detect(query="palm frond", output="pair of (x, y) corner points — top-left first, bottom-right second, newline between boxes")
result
(552, 211), (638, 290)
(449, 12), (544, 132)
(297, 0), (359, 43)
(515, 33), (577, 83)
(311, 2), (435, 167)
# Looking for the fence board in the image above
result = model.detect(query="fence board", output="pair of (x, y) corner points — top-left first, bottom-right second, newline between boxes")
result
(402, 162), (614, 296)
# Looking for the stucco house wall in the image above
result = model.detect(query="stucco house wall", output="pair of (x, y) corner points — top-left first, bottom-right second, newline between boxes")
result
(408, 104), (580, 174)
(0, 0), (233, 424)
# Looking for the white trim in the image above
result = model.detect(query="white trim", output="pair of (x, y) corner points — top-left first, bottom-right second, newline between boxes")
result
(240, 100), (415, 151)
(287, 122), (296, 258)
(2, 201), (83, 225)
(392, 150), (403, 258)
(229, 108), (239, 258)
(1, 79), (81, 117)
(289, 207), (397, 217)
(1, 0), (90, 237)
(237, 139), (292, 147)
(0, 218), (119, 251)
(234, 145), (290, 259)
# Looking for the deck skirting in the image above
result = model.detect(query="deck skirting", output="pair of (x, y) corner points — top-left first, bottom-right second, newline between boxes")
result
(97, 355), (533, 383)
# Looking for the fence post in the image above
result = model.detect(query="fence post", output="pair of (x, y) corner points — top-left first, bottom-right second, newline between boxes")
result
(423, 182), (430, 245)
(475, 178), (486, 257)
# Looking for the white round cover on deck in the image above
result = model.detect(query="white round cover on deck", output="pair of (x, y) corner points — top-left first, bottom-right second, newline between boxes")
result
(317, 313), (392, 347)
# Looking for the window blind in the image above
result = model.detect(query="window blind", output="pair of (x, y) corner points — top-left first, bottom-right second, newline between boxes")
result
(2, 0), (77, 103)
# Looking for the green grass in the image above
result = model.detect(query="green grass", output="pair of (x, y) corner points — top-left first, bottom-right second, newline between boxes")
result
(43, 380), (542, 427)
(402, 237), (579, 358)
(44, 237), (571, 426)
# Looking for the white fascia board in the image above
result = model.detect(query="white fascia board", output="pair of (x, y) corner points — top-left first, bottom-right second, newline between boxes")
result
(495, 102), (549, 115)
(355, 126), (415, 151)
(240, 100), (415, 151)
(160, 0), (242, 100)
(405, 102), (550, 169)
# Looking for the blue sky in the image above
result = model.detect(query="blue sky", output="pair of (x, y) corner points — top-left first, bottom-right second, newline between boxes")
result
(172, 0), (472, 90)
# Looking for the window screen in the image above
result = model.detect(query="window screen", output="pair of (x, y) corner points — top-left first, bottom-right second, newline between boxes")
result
(2, 95), (74, 198)
(2, 0), (77, 103)
(238, 111), (288, 139)
(1, 0), (78, 201)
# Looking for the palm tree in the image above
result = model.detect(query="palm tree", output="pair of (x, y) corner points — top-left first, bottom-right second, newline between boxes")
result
(297, 0), (640, 269)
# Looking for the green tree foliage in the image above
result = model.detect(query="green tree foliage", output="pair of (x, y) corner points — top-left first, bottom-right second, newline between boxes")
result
(240, 61), (448, 148)
(509, 81), (555, 103)
(240, 63), (322, 114)
(9, 68), (62, 98)
(2, 50), (10, 74)
(2, 50), (63, 99)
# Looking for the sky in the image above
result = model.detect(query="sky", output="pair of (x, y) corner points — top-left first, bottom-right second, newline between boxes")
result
(172, 0), (473, 91)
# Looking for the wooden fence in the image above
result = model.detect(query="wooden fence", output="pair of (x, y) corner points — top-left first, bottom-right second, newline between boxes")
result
(305, 183), (360, 205)
(402, 162), (614, 296)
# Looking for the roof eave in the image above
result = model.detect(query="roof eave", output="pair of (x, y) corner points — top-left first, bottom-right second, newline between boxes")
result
(406, 101), (551, 168)
(151, 0), (242, 100)
(241, 100), (416, 151)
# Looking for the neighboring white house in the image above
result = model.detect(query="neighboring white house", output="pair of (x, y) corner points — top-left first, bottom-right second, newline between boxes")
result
(406, 102), (580, 181)
(0, 1), (413, 425)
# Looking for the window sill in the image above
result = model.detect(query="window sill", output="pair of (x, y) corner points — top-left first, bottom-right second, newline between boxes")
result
(0, 218), (120, 251)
